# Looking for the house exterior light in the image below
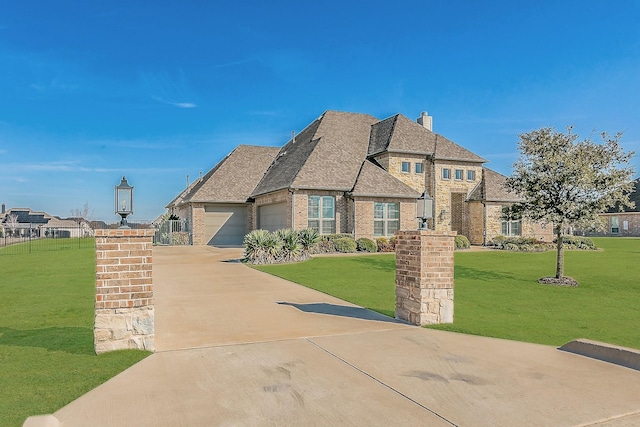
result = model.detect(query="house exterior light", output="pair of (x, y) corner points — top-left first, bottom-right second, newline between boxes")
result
(416, 192), (433, 229)
(115, 176), (134, 229)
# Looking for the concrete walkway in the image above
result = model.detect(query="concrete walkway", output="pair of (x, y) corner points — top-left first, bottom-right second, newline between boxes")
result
(53, 246), (640, 426)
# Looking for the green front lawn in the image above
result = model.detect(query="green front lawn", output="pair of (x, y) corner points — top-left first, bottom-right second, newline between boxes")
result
(0, 239), (150, 426)
(254, 238), (640, 350)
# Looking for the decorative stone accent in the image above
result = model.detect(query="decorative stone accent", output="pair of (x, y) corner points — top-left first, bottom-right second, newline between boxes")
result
(395, 230), (455, 325)
(94, 229), (154, 354)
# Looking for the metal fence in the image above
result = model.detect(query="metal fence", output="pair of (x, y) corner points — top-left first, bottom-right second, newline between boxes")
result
(153, 219), (191, 245)
(0, 219), (192, 254)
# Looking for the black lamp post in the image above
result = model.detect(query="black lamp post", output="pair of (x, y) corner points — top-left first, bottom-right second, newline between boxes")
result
(416, 192), (434, 229)
(115, 176), (134, 229)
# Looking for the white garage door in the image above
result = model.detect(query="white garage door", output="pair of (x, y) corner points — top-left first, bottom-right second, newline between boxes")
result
(258, 203), (287, 231)
(204, 204), (248, 246)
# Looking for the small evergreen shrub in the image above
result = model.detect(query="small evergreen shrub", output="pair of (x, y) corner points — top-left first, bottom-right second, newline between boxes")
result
(491, 235), (552, 252)
(309, 240), (336, 254)
(556, 235), (597, 250)
(375, 237), (397, 252)
(455, 235), (470, 250)
(333, 237), (357, 253)
(356, 237), (377, 253)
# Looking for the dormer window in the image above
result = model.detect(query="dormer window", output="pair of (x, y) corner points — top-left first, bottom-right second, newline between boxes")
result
(415, 163), (423, 173)
(401, 162), (410, 173)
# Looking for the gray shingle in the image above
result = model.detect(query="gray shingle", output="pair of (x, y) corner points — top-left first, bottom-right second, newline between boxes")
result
(467, 168), (521, 202)
(352, 160), (421, 198)
(183, 145), (280, 203)
(252, 111), (378, 196)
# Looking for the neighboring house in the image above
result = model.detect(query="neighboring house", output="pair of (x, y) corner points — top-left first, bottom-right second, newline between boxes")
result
(584, 178), (640, 237)
(167, 110), (551, 246)
(0, 207), (91, 238)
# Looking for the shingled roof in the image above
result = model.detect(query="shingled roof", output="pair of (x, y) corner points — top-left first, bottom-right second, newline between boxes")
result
(179, 145), (280, 204)
(351, 160), (421, 198)
(368, 114), (486, 163)
(467, 168), (521, 202)
(252, 111), (379, 196)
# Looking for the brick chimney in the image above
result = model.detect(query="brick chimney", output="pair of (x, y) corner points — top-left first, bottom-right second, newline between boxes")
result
(417, 111), (433, 131)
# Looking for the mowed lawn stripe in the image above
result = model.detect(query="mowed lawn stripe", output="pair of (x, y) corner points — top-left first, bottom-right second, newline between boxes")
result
(253, 238), (640, 350)
(0, 239), (150, 427)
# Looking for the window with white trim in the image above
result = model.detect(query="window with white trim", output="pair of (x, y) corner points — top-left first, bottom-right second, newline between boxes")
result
(308, 196), (335, 234)
(611, 216), (619, 233)
(415, 163), (423, 173)
(374, 202), (400, 237)
(501, 220), (522, 236)
(467, 170), (476, 181)
(455, 169), (464, 180)
(401, 162), (410, 173)
(442, 168), (451, 179)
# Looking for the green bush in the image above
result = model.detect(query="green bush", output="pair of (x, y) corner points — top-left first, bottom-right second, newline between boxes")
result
(376, 236), (396, 252)
(243, 229), (316, 264)
(492, 235), (552, 252)
(298, 228), (320, 251)
(556, 235), (597, 250)
(310, 239), (336, 254)
(356, 237), (377, 252)
(455, 235), (470, 250)
(333, 237), (357, 253)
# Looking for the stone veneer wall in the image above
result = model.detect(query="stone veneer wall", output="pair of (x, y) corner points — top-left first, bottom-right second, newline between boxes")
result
(432, 161), (483, 234)
(395, 230), (455, 325)
(94, 229), (154, 354)
(375, 153), (428, 193)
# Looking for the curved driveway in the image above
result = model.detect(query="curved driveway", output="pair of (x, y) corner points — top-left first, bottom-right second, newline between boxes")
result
(54, 246), (640, 426)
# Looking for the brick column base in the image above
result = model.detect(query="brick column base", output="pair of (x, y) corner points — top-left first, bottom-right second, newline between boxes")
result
(94, 229), (155, 354)
(395, 230), (455, 325)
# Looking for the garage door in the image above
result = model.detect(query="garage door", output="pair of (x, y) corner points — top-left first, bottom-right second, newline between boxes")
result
(258, 202), (287, 231)
(204, 204), (248, 246)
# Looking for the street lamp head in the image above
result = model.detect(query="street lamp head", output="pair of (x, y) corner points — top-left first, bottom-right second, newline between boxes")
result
(114, 176), (134, 228)
(416, 192), (433, 229)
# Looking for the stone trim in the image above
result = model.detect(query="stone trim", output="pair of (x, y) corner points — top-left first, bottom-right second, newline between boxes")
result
(395, 230), (455, 325)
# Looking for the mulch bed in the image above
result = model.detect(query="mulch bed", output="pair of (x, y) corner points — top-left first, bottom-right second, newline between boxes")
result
(538, 276), (579, 287)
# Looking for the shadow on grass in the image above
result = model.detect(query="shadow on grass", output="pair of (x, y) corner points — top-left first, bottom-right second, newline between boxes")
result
(0, 326), (94, 355)
(277, 302), (402, 324)
(455, 265), (517, 282)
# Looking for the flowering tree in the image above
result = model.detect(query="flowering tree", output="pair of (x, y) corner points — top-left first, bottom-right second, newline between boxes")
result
(6, 213), (19, 237)
(505, 127), (635, 284)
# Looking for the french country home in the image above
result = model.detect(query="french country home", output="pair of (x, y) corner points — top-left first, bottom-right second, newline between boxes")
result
(166, 110), (553, 246)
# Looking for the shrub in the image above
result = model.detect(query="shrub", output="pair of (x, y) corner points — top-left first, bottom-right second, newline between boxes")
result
(356, 237), (377, 253)
(455, 235), (470, 250)
(276, 229), (301, 262)
(376, 236), (397, 252)
(298, 228), (320, 251)
(333, 237), (357, 253)
(491, 235), (552, 252)
(556, 235), (597, 250)
(309, 239), (336, 254)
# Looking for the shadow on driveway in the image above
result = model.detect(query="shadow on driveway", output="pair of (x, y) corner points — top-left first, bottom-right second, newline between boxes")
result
(276, 302), (405, 324)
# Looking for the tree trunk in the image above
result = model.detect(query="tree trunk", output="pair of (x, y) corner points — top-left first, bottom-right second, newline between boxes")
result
(555, 227), (564, 279)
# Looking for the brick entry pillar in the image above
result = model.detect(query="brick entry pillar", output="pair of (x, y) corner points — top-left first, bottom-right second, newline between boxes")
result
(94, 229), (155, 354)
(395, 230), (455, 325)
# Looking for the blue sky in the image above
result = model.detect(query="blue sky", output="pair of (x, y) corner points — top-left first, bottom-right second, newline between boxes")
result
(1, 1), (639, 221)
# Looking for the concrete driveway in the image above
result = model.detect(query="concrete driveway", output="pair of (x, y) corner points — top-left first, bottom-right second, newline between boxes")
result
(52, 246), (640, 426)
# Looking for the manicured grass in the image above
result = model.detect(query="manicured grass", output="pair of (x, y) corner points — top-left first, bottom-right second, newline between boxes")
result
(253, 238), (640, 350)
(0, 239), (150, 426)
